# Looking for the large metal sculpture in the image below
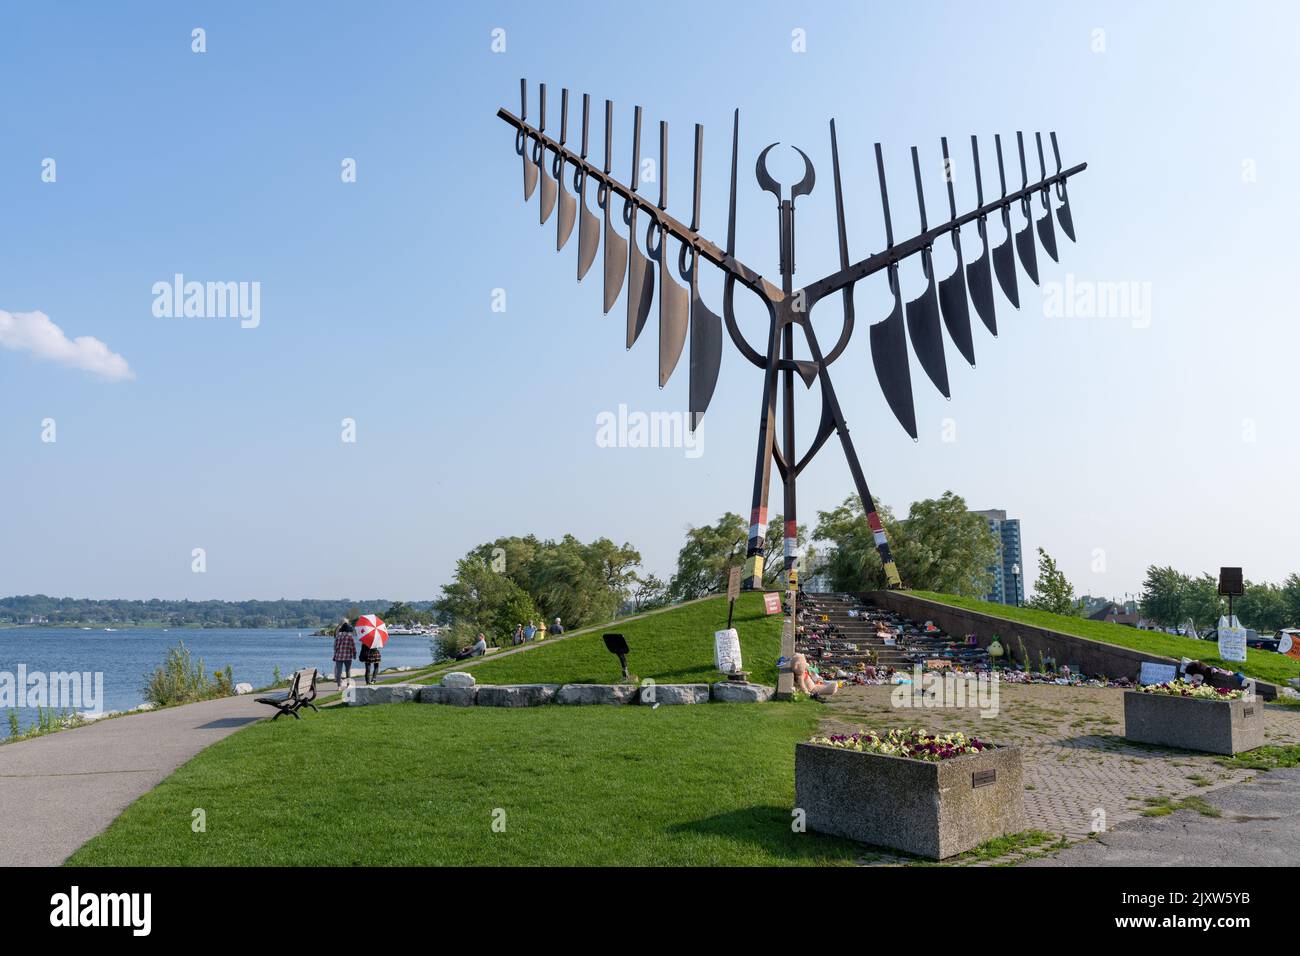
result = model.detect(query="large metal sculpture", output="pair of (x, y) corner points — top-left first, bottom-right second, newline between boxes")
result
(498, 80), (1085, 593)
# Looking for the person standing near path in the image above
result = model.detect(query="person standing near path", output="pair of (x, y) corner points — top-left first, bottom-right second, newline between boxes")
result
(332, 619), (357, 686)
(359, 637), (381, 685)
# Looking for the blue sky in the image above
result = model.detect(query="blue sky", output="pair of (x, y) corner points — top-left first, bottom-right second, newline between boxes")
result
(1, 1), (1296, 602)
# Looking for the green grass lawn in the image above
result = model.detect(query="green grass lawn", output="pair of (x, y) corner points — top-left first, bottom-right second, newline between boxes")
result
(68, 701), (869, 866)
(440, 592), (782, 688)
(910, 591), (1300, 686)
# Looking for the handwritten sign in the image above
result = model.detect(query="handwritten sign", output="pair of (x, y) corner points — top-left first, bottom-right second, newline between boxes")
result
(1217, 616), (1247, 664)
(714, 628), (742, 674)
(1279, 631), (1299, 659)
(1138, 662), (1178, 687)
(763, 592), (781, 615)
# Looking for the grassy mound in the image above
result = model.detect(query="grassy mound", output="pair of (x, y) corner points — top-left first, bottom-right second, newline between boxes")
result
(440, 592), (782, 688)
(911, 591), (1300, 686)
(67, 701), (865, 866)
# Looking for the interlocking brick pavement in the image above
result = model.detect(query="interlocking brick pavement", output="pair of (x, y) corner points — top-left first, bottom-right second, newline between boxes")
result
(819, 682), (1300, 843)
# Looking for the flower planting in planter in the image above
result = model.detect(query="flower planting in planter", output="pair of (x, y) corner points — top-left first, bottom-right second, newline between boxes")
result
(1124, 681), (1263, 755)
(794, 728), (1026, 860)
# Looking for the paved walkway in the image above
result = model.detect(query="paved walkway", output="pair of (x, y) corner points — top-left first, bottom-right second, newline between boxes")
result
(821, 683), (1300, 842)
(1022, 766), (1300, 866)
(0, 684), (346, 866)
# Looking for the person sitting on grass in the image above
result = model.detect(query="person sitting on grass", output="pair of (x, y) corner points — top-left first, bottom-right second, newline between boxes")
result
(454, 632), (489, 661)
(332, 619), (357, 686)
(792, 652), (839, 699)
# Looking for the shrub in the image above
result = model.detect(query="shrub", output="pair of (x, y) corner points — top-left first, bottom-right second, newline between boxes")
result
(142, 641), (234, 707)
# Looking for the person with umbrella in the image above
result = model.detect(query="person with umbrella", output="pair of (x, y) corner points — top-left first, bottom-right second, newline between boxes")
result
(332, 618), (357, 687)
(355, 614), (389, 685)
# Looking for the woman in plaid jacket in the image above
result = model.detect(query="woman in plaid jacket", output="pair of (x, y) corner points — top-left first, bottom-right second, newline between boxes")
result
(332, 620), (357, 685)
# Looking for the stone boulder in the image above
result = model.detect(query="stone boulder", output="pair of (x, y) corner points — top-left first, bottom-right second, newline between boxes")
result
(233, 682), (254, 695)
(710, 681), (775, 703)
(556, 684), (638, 705)
(441, 672), (477, 688)
(638, 683), (710, 705)
(475, 684), (561, 707)
(349, 683), (421, 706)
(420, 685), (478, 707)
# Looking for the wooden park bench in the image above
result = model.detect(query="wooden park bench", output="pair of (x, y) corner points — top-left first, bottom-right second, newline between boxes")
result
(255, 668), (319, 720)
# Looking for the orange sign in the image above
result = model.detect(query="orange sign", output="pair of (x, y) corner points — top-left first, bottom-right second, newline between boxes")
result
(763, 592), (782, 615)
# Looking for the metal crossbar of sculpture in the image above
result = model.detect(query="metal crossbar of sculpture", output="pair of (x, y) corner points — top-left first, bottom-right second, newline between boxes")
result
(497, 80), (1086, 593)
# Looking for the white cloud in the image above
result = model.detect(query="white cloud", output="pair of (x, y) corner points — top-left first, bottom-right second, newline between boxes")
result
(0, 310), (134, 382)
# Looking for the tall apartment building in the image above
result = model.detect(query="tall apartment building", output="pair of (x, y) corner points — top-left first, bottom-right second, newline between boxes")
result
(971, 509), (1024, 606)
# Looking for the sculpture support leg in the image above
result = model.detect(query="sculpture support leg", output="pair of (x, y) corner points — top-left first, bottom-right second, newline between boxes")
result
(798, 316), (903, 589)
(743, 314), (780, 591)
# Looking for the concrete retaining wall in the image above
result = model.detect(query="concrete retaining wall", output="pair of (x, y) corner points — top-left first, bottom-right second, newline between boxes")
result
(347, 681), (774, 707)
(864, 590), (1279, 699)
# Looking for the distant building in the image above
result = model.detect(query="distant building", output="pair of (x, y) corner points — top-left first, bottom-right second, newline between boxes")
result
(800, 547), (838, 593)
(1087, 601), (1148, 629)
(971, 509), (1024, 606)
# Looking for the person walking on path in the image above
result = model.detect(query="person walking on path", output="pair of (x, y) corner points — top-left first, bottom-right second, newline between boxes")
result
(537, 619), (548, 641)
(332, 619), (357, 686)
(552, 617), (565, 637)
(512, 624), (525, 646)
(524, 620), (537, 642)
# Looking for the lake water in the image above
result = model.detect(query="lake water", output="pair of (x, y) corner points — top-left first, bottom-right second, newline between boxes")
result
(0, 627), (438, 735)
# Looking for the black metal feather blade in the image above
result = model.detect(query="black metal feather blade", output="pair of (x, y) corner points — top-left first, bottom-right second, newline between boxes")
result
(871, 276), (918, 439)
(688, 284), (722, 430)
(967, 220), (998, 335)
(938, 255), (976, 367)
(905, 257), (950, 398)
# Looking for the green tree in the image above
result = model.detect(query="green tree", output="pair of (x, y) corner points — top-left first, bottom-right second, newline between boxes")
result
(1139, 565), (1188, 628)
(1236, 580), (1287, 633)
(628, 573), (668, 612)
(668, 513), (746, 601)
(812, 491), (996, 595)
(1283, 573), (1300, 628)
(1025, 547), (1081, 616)
(1181, 573), (1224, 634)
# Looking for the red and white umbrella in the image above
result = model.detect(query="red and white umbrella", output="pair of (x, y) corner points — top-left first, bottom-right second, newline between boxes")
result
(355, 614), (389, 649)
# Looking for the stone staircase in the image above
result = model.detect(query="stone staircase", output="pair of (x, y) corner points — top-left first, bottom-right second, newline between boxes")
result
(799, 592), (910, 669)
(798, 592), (990, 674)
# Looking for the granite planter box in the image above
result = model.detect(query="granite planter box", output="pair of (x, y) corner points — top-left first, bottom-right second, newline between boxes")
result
(1123, 691), (1264, 755)
(794, 741), (1026, 860)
